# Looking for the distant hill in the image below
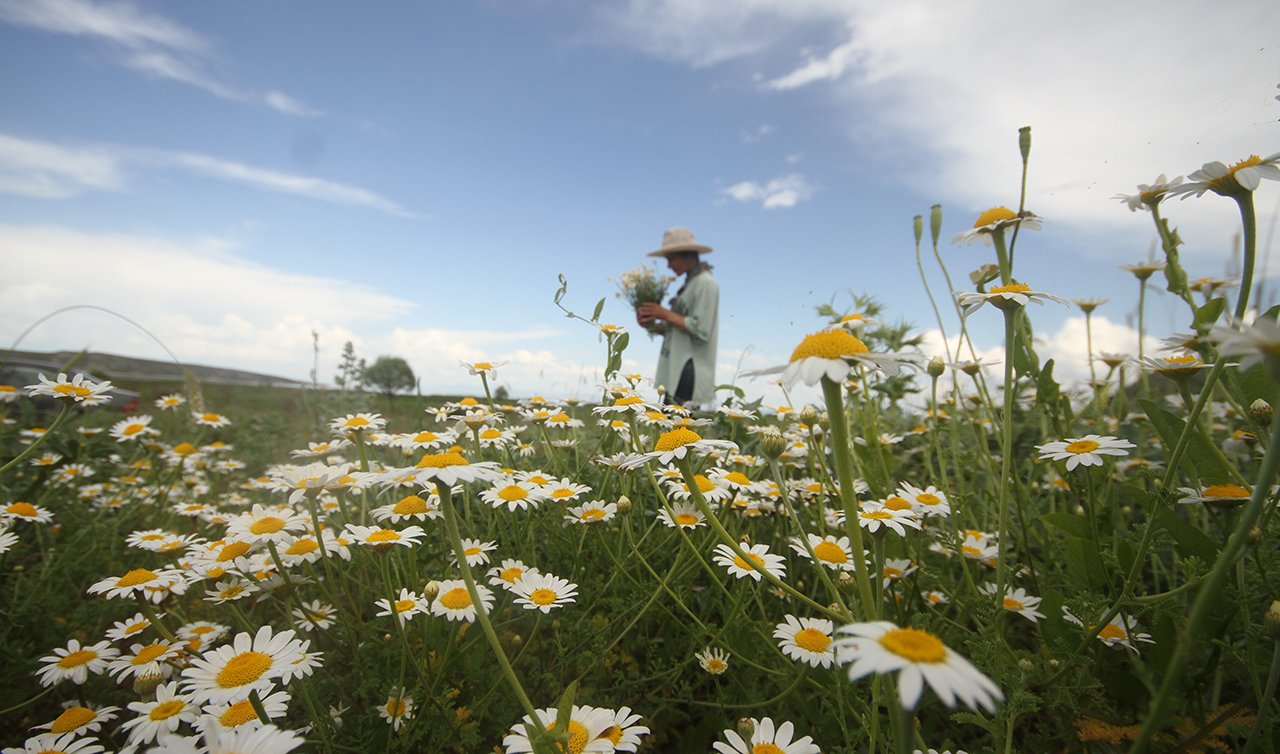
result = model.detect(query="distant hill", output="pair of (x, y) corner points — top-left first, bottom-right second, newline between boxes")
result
(2, 349), (305, 388)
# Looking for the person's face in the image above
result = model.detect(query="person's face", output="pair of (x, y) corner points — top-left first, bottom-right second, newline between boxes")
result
(665, 254), (696, 274)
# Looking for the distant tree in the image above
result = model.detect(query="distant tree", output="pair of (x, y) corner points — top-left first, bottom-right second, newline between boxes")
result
(493, 384), (511, 402)
(335, 341), (365, 390)
(362, 356), (416, 407)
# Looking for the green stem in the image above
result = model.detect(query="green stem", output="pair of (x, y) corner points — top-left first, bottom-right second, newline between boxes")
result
(994, 309), (1017, 607)
(821, 378), (878, 620)
(1241, 639), (1280, 754)
(0, 402), (71, 475)
(1232, 193), (1257, 321)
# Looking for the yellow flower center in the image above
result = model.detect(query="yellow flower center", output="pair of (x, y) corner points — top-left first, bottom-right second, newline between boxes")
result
(49, 706), (96, 733)
(732, 553), (765, 570)
(464, 547), (481, 556)
(417, 450), (468, 468)
(343, 417), (370, 427)
(53, 383), (92, 398)
(600, 725), (623, 745)
(794, 627), (831, 653)
(386, 698), (408, 717)
(879, 627), (946, 663)
(1209, 155), (1264, 189)
(654, 427), (702, 452)
(215, 651), (272, 688)
(580, 509), (606, 521)
(219, 699), (259, 727)
(551, 488), (576, 499)
(542, 720), (589, 754)
(250, 516), (285, 535)
(395, 599), (416, 613)
(989, 283), (1031, 294)
(1202, 484), (1250, 499)
(201, 413), (221, 422)
(883, 496), (912, 511)
(480, 429), (503, 440)
(705, 658), (727, 673)
(500, 567), (525, 583)
(366, 529), (401, 543)
(132, 643), (170, 665)
(974, 206), (1017, 227)
(459, 397), (479, 406)
(753, 744), (785, 754)
(217, 541), (252, 562)
(393, 495), (428, 514)
(1098, 623), (1127, 641)
(439, 587), (472, 610)
(1003, 597), (1024, 611)
(529, 588), (558, 606)
(724, 471), (751, 485)
(549, 412), (571, 423)
(5, 502), (38, 517)
(116, 568), (158, 587)
(473, 362), (493, 370)
(813, 541), (848, 564)
(149, 699), (187, 720)
(615, 395), (643, 406)
(694, 475), (715, 493)
(498, 485), (529, 502)
(57, 649), (97, 668)
(285, 538), (318, 555)
(917, 493), (941, 506)
(123, 423), (145, 436)
(789, 330), (869, 362)
(861, 510), (894, 520)
(1064, 440), (1101, 454)
(172, 442), (197, 455)
(674, 513), (699, 526)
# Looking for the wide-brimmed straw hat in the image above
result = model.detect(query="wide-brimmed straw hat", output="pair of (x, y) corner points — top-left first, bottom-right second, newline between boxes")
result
(647, 227), (713, 257)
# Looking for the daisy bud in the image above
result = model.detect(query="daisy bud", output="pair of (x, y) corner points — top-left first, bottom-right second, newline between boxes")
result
(1265, 600), (1280, 638)
(383, 633), (393, 642)
(930, 204), (943, 245)
(510, 633), (523, 647)
(800, 406), (820, 426)
(1248, 527), (1263, 547)
(1019, 125), (1032, 162)
(1018, 658), (1034, 671)
(1249, 399), (1272, 426)
(133, 672), (163, 696)
(736, 718), (755, 740)
(913, 214), (923, 245)
(1049, 658), (1060, 668)
(817, 412), (830, 431)
(838, 573), (856, 589)
(759, 430), (787, 460)
(927, 356), (946, 378)
(422, 580), (440, 600)
(616, 495), (632, 513)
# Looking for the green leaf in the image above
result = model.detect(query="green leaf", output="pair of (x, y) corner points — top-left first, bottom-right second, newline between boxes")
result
(1138, 398), (1233, 483)
(1043, 512), (1092, 539)
(716, 383), (745, 399)
(613, 332), (630, 354)
(1035, 359), (1060, 411)
(1157, 507), (1219, 561)
(591, 297), (605, 322)
(1192, 296), (1226, 331)
(1064, 539), (1107, 590)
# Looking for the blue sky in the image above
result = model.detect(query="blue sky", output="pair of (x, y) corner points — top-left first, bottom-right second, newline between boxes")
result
(2, 0), (1277, 405)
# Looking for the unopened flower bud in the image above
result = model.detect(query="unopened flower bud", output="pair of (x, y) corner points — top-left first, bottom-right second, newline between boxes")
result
(1049, 658), (1060, 668)
(422, 581), (440, 600)
(616, 495), (632, 513)
(817, 412), (830, 430)
(1019, 125), (1032, 162)
(1248, 526), (1263, 547)
(133, 672), (163, 696)
(913, 215), (923, 245)
(927, 356), (946, 378)
(1018, 658), (1034, 671)
(759, 430), (787, 460)
(837, 573), (856, 589)
(1265, 600), (1280, 638)
(799, 406), (820, 426)
(737, 718), (755, 740)
(1250, 399), (1272, 426)
(509, 633), (523, 647)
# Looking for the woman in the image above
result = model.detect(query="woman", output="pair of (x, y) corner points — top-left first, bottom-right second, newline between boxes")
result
(636, 227), (719, 408)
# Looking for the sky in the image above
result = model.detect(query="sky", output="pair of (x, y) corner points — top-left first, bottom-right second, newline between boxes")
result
(1, 0), (1278, 408)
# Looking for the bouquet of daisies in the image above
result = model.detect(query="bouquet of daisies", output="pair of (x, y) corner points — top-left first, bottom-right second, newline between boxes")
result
(613, 265), (674, 336)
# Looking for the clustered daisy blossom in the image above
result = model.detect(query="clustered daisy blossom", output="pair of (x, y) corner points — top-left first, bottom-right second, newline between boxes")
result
(1036, 434), (1134, 471)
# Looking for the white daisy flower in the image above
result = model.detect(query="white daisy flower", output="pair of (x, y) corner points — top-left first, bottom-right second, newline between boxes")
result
(773, 615), (836, 668)
(375, 588), (429, 625)
(35, 639), (119, 687)
(510, 572), (578, 613)
(712, 717), (820, 754)
(180, 625), (312, 705)
(430, 579), (495, 623)
(789, 533), (859, 572)
(24, 372), (114, 406)
(1036, 434), (1135, 471)
(501, 705), (616, 754)
(696, 646), (730, 675)
(712, 542), (787, 582)
(835, 621), (1004, 712)
(979, 583), (1046, 622)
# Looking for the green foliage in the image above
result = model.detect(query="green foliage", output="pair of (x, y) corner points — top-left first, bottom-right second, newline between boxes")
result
(362, 355), (417, 401)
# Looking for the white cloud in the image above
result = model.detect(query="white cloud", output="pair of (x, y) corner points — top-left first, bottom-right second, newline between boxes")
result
(0, 131), (411, 215)
(0, 0), (319, 117)
(590, 0), (1279, 249)
(161, 152), (413, 217)
(740, 123), (774, 144)
(0, 133), (123, 198)
(0, 224), (598, 397)
(722, 173), (815, 208)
